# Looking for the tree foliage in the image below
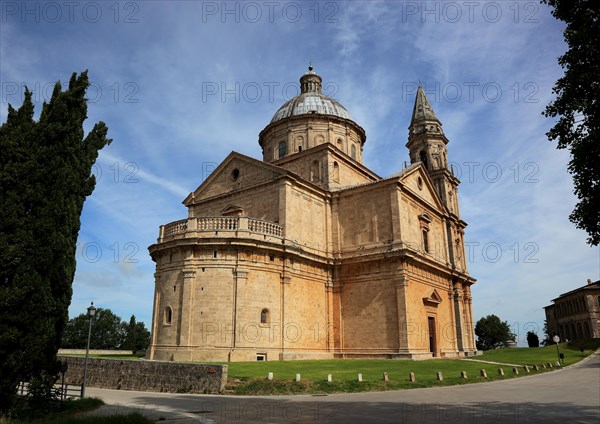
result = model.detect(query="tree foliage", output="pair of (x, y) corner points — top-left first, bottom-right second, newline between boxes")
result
(61, 310), (150, 351)
(526, 331), (540, 348)
(0, 72), (110, 412)
(474, 315), (516, 350)
(542, 0), (600, 246)
(541, 319), (553, 346)
(121, 315), (151, 352)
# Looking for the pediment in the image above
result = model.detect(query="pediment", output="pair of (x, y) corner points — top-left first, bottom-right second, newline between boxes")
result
(221, 204), (244, 216)
(397, 164), (445, 211)
(183, 152), (288, 205)
(423, 289), (443, 306)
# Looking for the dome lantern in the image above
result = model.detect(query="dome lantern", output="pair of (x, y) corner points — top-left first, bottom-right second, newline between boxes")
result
(300, 65), (322, 94)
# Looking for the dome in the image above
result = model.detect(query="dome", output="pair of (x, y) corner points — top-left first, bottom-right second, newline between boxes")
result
(270, 66), (354, 123)
(270, 92), (353, 123)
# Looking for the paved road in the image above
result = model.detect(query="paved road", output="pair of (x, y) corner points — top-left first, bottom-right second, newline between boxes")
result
(87, 352), (600, 423)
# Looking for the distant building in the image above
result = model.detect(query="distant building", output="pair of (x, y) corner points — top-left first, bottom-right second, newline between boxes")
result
(544, 279), (600, 340)
(147, 67), (477, 362)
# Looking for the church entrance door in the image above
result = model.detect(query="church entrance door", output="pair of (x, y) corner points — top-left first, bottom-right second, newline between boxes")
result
(428, 316), (437, 357)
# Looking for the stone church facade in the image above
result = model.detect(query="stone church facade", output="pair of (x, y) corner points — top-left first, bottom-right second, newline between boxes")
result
(147, 67), (477, 362)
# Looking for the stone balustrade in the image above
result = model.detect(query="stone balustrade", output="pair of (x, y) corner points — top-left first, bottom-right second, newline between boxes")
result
(162, 219), (188, 238)
(197, 217), (239, 231)
(248, 218), (284, 237)
(158, 217), (284, 242)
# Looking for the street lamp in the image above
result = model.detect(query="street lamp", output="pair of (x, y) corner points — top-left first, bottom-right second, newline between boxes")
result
(81, 302), (96, 398)
(553, 334), (560, 365)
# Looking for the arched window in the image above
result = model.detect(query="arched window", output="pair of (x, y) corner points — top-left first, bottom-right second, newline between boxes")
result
(584, 321), (591, 338)
(420, 150), (428, 169)
(350, 144), (356, 160)
(333, 162), (340, 183)
(422, 229), (429, 253)
(278, 141), (287, 159)
(260, 308), (269, 324)
(295, 136), (304, 152)
(164, 306), (172, 325)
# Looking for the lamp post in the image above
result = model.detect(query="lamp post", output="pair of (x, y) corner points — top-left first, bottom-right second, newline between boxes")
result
(553, 334), (560, 364)
(81, 302), (96, 398)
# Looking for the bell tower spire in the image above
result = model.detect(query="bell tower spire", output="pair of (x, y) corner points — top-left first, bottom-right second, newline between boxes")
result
(407, 85), (448, 171)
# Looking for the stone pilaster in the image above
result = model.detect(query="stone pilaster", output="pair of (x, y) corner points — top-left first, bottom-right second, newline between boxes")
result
(178, 269), (196, 350)
(453, 281), (465, 352)
(395, 275), (411, 353)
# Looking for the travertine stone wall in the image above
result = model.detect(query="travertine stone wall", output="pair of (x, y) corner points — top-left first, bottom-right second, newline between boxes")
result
(276, 145), (377, 191)
(151, 243), (333, 363)
(58, 356), (227, 394)
(260, 115), (365, 163)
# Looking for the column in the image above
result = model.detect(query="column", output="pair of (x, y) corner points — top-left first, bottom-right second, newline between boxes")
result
(148, 272), (161, 360)
(453, 281), (465, 352)
(325, 276), (334, 351)
(280, 274), (291, 358)
(463, 284), (475, 350)
(395, 274), (411, 354)
(178, 269), (196, 353)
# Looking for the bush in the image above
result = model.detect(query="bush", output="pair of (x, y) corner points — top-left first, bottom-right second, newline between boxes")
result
(526, 331), (540, 347)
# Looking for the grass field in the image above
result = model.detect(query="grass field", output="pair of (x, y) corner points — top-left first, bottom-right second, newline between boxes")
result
(224, 343), (597, 395)
(479, 342), (593, 366)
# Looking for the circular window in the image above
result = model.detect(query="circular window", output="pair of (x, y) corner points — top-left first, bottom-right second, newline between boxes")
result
(417, 176), (423, 190)
(231, 168), (240, 181)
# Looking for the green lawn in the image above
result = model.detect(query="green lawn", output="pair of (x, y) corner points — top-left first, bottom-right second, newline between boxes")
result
(224, 343), (597, 395)
(479, 342), (595, 366)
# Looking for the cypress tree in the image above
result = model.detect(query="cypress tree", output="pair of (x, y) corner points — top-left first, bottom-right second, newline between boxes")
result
(0, 71), (111, 412)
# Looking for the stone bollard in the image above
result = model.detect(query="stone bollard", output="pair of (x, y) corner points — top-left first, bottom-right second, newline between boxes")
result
(533, 365), (539, 371)
(327, 374), (332, 383)
(498, 368), (504, 376)
(546, 362), (553, 368)
(480, 369), (487, 378)
(524, 365), (530, 373)
(460, 371), (468, 379)
(556, 361), (561, 367)
(383, 372), (389, 382)
(268, 372), (273, 381)
(436, 371), (443, 381)
(409, 372), (415, 382)
(357, 373), (363, 382)
(542, 364), (547, 369)
(512, 367), (519, 375)
(295, 374), (301, 382)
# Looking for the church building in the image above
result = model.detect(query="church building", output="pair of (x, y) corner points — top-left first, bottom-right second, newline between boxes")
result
(147, 67), (477, 361)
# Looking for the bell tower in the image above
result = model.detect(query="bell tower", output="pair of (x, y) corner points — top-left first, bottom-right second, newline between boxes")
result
(407, 85), (467, 271)
(407, 85), (458, 214)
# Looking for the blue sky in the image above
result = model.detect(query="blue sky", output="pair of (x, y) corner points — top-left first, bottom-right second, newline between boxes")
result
(2, 1), (598, 345)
